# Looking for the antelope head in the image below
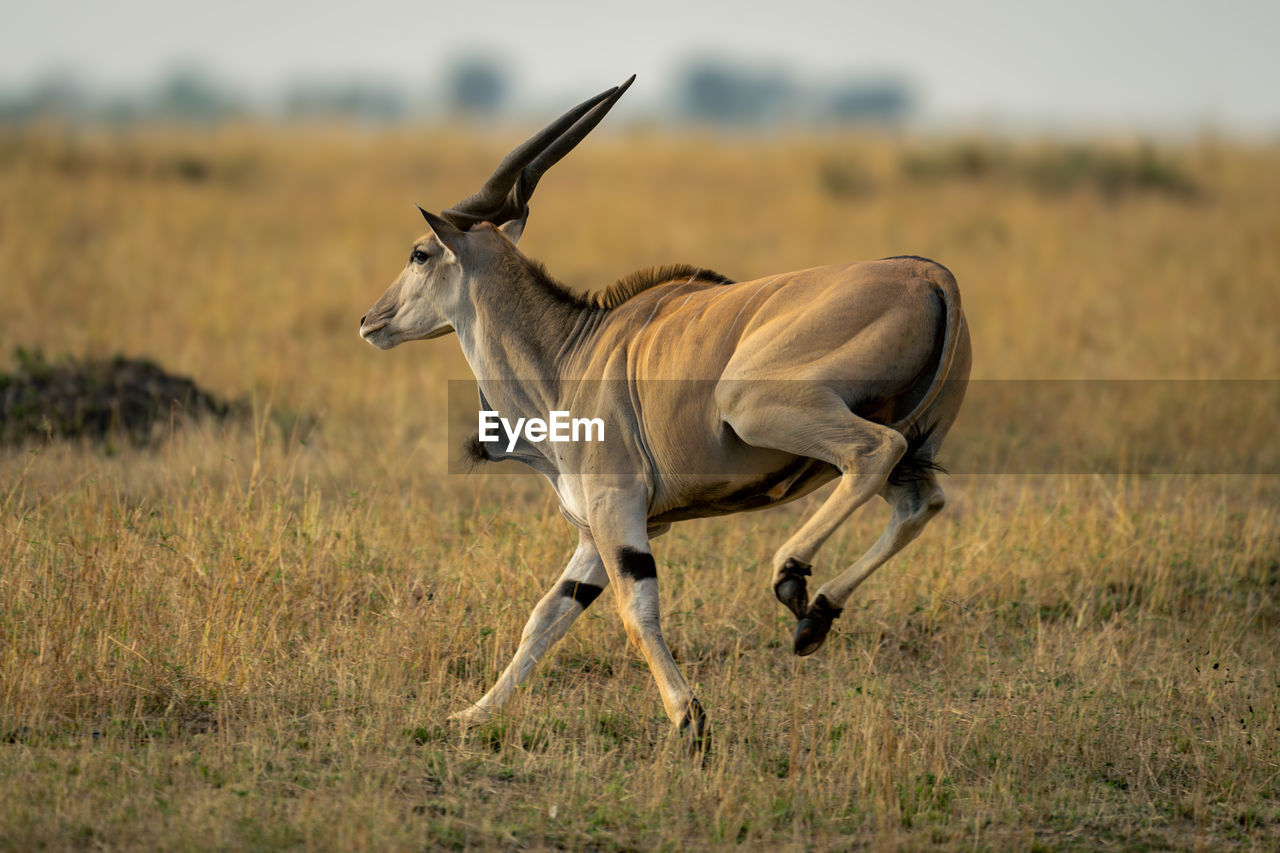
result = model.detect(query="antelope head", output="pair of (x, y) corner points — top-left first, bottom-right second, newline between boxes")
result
(359, 76), (634, 350)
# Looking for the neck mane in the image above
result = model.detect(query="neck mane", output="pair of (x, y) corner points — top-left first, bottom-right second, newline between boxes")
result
(515, 258), (735, 310)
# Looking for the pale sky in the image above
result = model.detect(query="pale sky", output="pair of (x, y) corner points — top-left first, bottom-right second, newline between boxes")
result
(3, 0), (1277, 132)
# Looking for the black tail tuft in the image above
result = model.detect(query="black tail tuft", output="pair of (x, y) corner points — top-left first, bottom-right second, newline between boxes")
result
(459, 432), (491, 472)
(887, 422), (946, 486)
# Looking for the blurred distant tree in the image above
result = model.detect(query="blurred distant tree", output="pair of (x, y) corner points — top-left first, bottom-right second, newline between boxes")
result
(445, 57), (510, 117)
(677, 60), (791, 125)
(0, 71), (88, 121)
(27, 73), (89, 117)
(283, 79), (407, 121)
(151, 67), (243, 121)
(670, 59), (917, 129)
(824, 77), (915, 124)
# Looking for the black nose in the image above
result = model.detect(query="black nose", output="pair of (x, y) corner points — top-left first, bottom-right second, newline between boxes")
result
(360, 314), (367, 327)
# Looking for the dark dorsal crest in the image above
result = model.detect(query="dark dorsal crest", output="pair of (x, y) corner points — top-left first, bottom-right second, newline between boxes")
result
(507, 259), (735, 311)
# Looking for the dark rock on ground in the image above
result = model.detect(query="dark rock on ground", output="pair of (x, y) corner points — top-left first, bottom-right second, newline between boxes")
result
(0, 349), (235, 446)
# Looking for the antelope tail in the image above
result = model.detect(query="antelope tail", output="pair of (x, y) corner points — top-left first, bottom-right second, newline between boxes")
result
(891, 261), (963, 434)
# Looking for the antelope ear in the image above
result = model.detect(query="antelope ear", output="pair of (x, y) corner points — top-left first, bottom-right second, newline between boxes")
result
(497, 216), (525, 245)
(419, 207), (467, 257)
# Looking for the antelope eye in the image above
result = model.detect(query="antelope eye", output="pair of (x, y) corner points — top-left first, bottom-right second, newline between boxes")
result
(410, 249), (429, 265)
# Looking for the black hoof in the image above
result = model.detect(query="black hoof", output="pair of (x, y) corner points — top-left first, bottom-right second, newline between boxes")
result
(773, 557), (812, 621)
(679, 698), (710, 756)
(793, 594), (842, 656)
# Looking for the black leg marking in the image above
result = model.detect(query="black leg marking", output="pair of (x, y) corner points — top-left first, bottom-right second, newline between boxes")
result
(617, 547), (657, 582)
(794, 594), (842, 657)
(679, 697), (710, 756)
(556, 580), (604, 608)
(773, 557), (812, 621)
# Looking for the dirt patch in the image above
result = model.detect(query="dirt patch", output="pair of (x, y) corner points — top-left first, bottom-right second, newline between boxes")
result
(0, 349), (237, 446)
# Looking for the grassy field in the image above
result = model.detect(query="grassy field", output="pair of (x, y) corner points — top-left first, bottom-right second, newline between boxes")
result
(1, 123), (1277, 850)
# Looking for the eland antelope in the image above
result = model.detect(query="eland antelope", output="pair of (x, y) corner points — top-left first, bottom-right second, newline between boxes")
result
(360, 76), (971, 749)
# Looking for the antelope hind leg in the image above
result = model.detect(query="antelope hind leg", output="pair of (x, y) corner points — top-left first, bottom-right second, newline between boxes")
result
(795, 474), (946, 655)
(773, 556), (813, 621)
(720, 387), (909, 652)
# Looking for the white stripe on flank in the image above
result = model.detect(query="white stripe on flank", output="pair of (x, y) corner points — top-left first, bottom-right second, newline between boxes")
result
(636, 282), (695, 337)
(727, 276), (779, 336)
(674, 272), (705, 313)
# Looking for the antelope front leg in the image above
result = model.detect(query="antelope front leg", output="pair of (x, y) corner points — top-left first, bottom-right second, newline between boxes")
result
(589, 487), (707, 751)
(450, 534), (608, 727)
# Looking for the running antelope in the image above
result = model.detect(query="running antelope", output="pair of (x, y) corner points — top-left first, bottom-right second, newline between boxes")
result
(360, 76), (971, 748)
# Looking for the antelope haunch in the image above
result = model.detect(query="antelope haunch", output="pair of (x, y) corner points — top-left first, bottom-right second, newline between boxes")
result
(360, 76), (971, 749)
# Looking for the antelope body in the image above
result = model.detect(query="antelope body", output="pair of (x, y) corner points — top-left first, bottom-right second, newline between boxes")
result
(360, 77), (971, 748)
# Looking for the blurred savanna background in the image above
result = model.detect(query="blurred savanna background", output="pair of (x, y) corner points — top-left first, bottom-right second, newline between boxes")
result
(1, 1), (1278, 849)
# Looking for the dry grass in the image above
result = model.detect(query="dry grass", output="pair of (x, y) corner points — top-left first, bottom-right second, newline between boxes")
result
(1, 124), (1277, 850)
